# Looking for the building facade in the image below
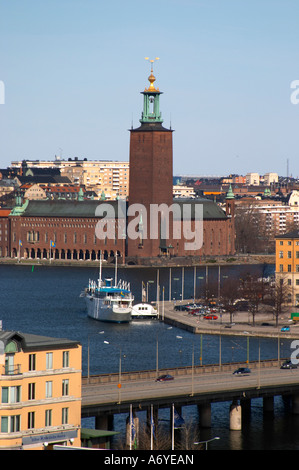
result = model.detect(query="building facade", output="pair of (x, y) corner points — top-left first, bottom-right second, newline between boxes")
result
(275, 230), (299, 306)
(9, 199), (125, 263)
(0, 330), (81, 450)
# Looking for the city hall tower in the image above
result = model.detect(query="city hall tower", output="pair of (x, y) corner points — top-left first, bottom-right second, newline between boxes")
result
(128, 59), (174, 259)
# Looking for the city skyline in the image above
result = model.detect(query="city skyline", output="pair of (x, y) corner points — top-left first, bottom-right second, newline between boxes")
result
(1, 0), (299, 177)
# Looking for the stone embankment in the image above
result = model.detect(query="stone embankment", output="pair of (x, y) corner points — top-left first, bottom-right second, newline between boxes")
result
(159, 300), (299, 339)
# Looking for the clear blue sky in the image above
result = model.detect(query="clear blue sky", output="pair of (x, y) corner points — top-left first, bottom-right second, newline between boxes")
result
(1, 0), (299, 177)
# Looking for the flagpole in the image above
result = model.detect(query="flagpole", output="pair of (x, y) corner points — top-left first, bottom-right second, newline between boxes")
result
(130, 404), (133, 450)
(150, 404), (153, 451)
(172, 403), (174, 450)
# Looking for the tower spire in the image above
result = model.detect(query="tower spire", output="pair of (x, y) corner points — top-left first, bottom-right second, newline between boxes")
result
(144, 57), (160, 92)
(140, 57), (163, 124)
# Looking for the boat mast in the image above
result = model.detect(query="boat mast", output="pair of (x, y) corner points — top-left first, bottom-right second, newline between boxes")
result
(115, 252), (118, 287)
(98, 250), (102, 288)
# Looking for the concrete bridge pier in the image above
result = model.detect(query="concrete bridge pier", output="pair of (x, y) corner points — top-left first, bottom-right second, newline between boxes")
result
(292, 394), (299, 414)
(263, 396), (274, 414)
(95, 413), (114, 431)
(230, 401), (242, 430)
(198, 403), (211, 428)
(240, 397), (251, 417)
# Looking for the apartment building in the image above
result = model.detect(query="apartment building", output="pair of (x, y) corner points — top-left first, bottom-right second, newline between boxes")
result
(0, 329), (81, 449)
(11, 159), (130, 200)
(275, 230), (299, 306)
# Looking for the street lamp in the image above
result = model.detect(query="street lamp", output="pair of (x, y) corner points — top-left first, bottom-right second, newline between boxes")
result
(156, 326), (173, 379)
(104, 340), (123, 404)
(194, 436), (220, 450)
(147, 280), (154, 302)
(176, 335), (195, 396)
(87, 330), (105, 382)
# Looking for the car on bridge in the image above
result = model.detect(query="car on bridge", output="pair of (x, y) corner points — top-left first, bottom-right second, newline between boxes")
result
(233, 367), (251, 376)
(281, 326), (290, 332)
(155, 374), (174, 382)
(280, 360), (298, 369)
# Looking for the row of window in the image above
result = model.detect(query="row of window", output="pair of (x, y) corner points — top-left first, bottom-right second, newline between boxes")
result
(278, 264), (299, 272)
(1, 407), (69, 433)
(279, 251), (299, 258)
(29, 351), (69, 371)
(279, 240), (299, 246)
(1, 379), (69, 404)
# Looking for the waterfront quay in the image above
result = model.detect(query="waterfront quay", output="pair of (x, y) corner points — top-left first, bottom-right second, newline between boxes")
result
(159, 299), (299, 339)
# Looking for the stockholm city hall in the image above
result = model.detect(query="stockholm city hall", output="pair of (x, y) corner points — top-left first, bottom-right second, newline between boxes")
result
(4, 61), (235, 264)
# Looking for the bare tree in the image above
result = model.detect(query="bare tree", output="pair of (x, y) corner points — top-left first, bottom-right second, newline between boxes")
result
(220, 277), (242, 323)
(239, 274), (265, 326)
(271, 275), (291, 327)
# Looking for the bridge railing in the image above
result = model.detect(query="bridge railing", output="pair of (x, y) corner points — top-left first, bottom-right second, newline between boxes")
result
(82, 358), (285, 385)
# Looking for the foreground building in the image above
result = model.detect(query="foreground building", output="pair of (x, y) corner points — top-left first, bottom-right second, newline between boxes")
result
(275, 230), (299, 306)
(0, 329), (81, 449)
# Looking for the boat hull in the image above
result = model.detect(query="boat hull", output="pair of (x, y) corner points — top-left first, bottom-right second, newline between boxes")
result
(85, 294), (132, 323)
(131, 303), (158, 320)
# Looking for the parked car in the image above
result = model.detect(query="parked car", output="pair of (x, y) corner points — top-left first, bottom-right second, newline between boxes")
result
(280, 360), (298, 369)
(155, 374), (174, 382)
(233, 367), (251, 375)
(281, 326), (290, 332)
(174, 305), (187, 311)
(204, 314), (218, 320)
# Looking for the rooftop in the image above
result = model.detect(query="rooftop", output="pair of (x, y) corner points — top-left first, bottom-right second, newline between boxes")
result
(0, 330), (80, 352)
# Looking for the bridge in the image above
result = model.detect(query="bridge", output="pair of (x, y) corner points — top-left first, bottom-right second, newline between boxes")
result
(81, 359), (299, 432)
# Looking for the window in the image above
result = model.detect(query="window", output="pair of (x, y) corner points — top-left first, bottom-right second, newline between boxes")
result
(280, 241), (283, 245)
(280, 264), (283, 272)
(279, 251), (283, 258)
(1, 386), (21, 404)
(63, 351), (69, 368)
(46, 381), (52, 398)
(62, 407), (69, 425)
(288, 265), (292, 272)
(296, 279), (299, 286)
(46, 352), (53, 369)
(296, 251), (299, 259)
(28, 412), (35, 429)
(1, 415), (20, 433)
(29, 354), (36, 371)
(62, 379), (69, 396)
(28, 383), (35, 400)
(288, 251), (292, 258)
(288, 279), (292, 285)
(45, 409), (52, 427)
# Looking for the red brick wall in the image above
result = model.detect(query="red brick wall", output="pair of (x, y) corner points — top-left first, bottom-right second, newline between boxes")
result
(128, 128), (173, 257)
(9, 215), (126, 262)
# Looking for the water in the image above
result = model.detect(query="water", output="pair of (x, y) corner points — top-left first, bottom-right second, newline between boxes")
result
(1, 262), (298, 450)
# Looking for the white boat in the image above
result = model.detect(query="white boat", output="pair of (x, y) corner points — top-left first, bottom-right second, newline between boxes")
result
(82, 254), (134, 323)
(131, 303), (158, 320)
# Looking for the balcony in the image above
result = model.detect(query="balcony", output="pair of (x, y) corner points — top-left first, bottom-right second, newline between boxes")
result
(1, 365), (22, 376)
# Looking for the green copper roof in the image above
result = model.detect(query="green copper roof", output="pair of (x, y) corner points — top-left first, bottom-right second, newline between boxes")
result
(9, 198), (226, 220)
(226, 184), (235, 199)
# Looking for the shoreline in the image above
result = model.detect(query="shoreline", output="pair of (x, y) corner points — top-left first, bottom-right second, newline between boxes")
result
(0, 254), (275, 269)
